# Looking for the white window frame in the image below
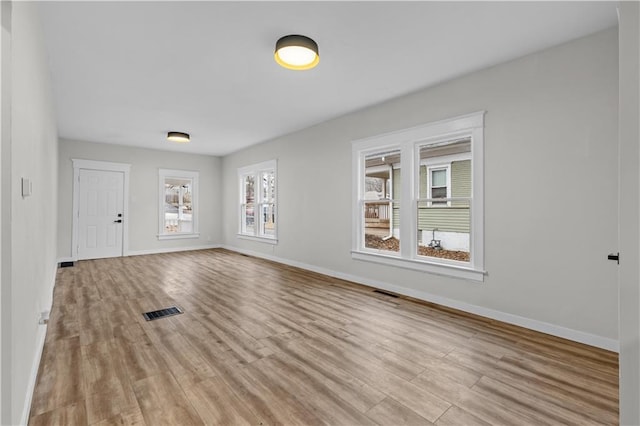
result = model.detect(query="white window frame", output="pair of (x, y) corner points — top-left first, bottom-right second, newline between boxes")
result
(351, 111), (485, 282)
(237, 159), (278, 244)
(158, 169), (199, 240)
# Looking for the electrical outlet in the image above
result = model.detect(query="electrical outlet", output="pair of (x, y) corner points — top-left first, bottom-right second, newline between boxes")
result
(38, 310), (50, 325)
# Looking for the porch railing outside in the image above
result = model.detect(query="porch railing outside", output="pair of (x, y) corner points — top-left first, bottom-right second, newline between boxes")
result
(365, 200), (390, 220)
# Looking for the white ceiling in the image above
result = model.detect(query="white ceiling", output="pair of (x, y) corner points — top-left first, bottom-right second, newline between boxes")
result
(38, 1), (618, 156)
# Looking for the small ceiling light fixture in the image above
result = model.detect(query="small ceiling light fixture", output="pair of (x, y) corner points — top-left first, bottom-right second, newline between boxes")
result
(274, 34), (319, 70)
(167, 131), (190, 143)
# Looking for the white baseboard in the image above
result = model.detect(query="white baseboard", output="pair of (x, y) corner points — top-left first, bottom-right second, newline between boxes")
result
(126, 244), (221, 257)
(20, 264), (56, 426)
(57, 245), (222, 264)
(20, 324), (47, 425)
(222, 245), (619, 352)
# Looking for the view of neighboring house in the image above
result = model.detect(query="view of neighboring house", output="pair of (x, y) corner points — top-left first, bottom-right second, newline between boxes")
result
(364, 139), (471, 260)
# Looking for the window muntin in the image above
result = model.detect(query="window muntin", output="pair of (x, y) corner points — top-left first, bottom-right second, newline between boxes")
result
(351, 112), (485, 281)
(158, 169), (199, 240)
(238, 160), (277, 242)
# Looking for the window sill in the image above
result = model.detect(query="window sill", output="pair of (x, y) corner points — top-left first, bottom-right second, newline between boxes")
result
(237, 234), (278, 245)
(351, 250), (485, 282)
(158, 233), (200, 241)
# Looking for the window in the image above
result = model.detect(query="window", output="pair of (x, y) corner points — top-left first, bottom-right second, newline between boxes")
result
(352, 112), (485, 281)
(238, 160), (277, 243)
(427, 165), (451, 206)
(158, 169), (199, 240)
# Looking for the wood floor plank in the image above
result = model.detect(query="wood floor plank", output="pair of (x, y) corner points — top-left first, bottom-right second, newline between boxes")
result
(299, 337), (452, 422)
(144, 328), (217, 379)
(450, 391), (539, 426)
(485, 366), (618, 424)
(366, 397), (434, 425)
(253, 355), (378, 425)
(303, 320), (426, 381)
(91, 405), (146, 426)
(198, 312), (274, 363)
(29, 401), (87, 426)
(269, 338), (387, 413)
(45, 302), (79, 342)
(177, 374), (267, 426)
(412, 368), (561, 425)
(471, 376), (604, 425)
(114, 336), (170, 383)
(444, 345), (503, 376)
(496, 354), (619, 410)
(84, 389), (139, 426)
(412, 369), (476, 404)
(217, 361), (327, 425)
(132, 372), (204, 426)
(30, 337), (85, 417)
(81, 339), (139, 424)
(30, 249), (619, 425)
(414, 356), (482, 388)
(77, 301), (114, 346)
(435, 405), (490, 426)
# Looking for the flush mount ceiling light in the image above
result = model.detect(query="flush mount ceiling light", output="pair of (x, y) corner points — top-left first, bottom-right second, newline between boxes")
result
(274, 34), (319, 70)
(167, 131), (190, 143)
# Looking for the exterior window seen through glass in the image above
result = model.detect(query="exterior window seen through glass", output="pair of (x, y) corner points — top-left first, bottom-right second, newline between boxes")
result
(363, 149), (401, 253)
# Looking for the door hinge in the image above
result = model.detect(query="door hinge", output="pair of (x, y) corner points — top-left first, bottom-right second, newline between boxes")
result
(608, 252), (620, 264)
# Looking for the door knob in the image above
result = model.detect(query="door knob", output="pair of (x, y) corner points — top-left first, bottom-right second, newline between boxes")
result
(114, 219), (122, 223)
(607, 253), (619, 264)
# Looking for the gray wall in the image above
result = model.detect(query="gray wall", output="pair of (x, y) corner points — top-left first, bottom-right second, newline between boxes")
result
(0, 1), (10, 419)
(57, 139), (222, 258)
(222, 29), (619, 346)
(3, 2), (59, 424)
(618, 2), (640, 424)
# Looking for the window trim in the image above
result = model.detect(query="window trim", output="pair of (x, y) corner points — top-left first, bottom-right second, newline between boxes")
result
(237, 159), (278, 243)
(158, 168), (200, 240)
(351, 111), (485, 282)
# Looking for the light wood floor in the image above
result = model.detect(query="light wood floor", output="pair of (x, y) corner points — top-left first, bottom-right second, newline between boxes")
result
(30, 249), (619, 425)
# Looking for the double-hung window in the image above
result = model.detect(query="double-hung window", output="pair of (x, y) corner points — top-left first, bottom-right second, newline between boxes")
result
(352, 112), (485, 281)
(238, 160), (277, 243)
(158, 169), (199, 240)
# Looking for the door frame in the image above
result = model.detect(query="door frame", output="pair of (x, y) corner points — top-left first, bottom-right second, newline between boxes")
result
(71, 159), (131, 261)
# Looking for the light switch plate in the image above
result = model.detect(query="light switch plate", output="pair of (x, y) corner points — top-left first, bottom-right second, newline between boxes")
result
(21, 178), (32, 197)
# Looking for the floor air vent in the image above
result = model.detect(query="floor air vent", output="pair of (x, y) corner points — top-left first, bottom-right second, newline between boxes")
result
(373, 289), (399, 298)
(142, 306), (183, 321)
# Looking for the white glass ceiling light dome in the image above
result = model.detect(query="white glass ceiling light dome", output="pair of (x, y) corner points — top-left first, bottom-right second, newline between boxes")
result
(274, 35), (319, 70)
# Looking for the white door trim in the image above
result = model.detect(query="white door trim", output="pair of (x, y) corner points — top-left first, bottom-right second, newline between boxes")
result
(72, 159), (131, 261)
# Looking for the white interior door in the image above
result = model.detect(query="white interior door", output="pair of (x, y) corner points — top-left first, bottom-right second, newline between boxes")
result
(77, 169), (124, 260)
